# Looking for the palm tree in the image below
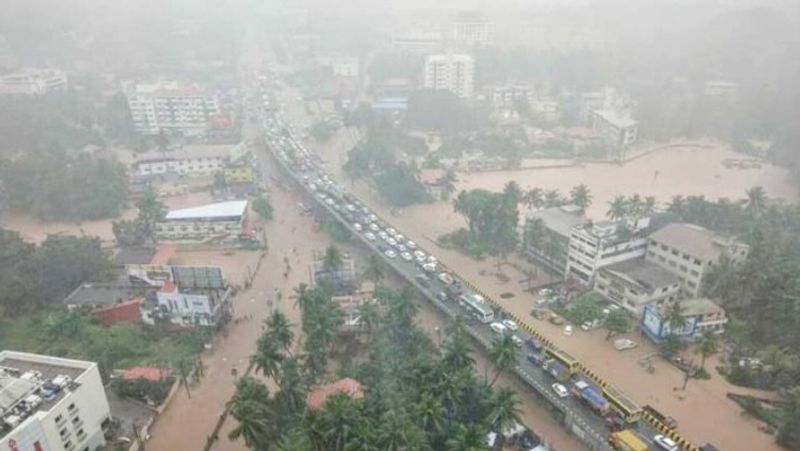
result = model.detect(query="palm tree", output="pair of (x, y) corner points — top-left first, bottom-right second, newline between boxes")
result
(664, 301), (685, 335)
(744, 186), (767, 215)
(315, 394), (362, 450)
(696, 331), (718, 371)
(323, 245), (344, 276)
(252, 334), (284, 380)
(569, 184), (592, 212)
(136, 189), (166, 239)
(362, 254), (386, 284)
(264, 310), (294, 354)
(441, 168), (458, 201)
(607, 195), (628, 220)
(445, 424), (488, 451)
(276, 356), (306, 414)
(227, 378), (273, 449)
(667, 195), (686, 215)
(487, 334), (520, 387)
(502, 181), (523, 207)
(443, 317), (475, 371)
(523, 188), (544, 210)
(543, 189), (563, 208)
(415, 392), (445, 434)
(644, 196), (657, 215)
(377, 410), (430, 451)
(355, 301), (381, 340)
(275, 428), (313, 451)
(628, 194), (644, 218)
(489, 387), (523, 431)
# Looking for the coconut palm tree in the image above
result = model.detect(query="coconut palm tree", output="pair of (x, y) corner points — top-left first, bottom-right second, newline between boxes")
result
(744, 186), (767, 215)
(487, 334), (520, 387)
(227, 378), (274, 449)
(607, 195), (628, 220)
(489, 387), (523, 432)
(667, 195), (686, 215)
(445, 424), (488, 451)
(569, 184), (592, 212)
(275, 428), (313, 451)
(441, 168), (458, 201)
(276, 356), (306, 414)
(316, 394), (362, 450)
(443, 317), (475, 371)
(355, 301), (381, 340)
(644, 196), (657, 215)
(628, 194), (644, 218)
(696, 331), (718, 371)
(135, 189), (166, 239)
(264, 310), (294, 354)
(252, 334), (285, 380)
(523, 188), (544, 210)
(502, 181), (523, 206)
(377, 410), (430, 451)
(543, 189), (563, 208)
(664, 301), (685, 336)
(415, 392), (445, 434)
(323, 245), (344, 277)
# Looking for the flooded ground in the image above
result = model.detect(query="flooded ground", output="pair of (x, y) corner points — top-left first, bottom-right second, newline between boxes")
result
(273, 85), (789, 450)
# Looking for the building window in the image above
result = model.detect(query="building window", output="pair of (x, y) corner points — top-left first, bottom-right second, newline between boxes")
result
(679, 264), (688, 272)
(690, 270), (699, 277)
(658, 255), (666, 263)
(687, 281), (697, 288)
(671, 249), (680, 256)
(669, 260), (677, 267)
(694, 258), (702, 265)
(661, 244), (668, 251)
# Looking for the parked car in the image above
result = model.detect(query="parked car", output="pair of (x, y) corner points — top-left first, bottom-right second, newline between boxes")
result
(415, 273), (431, 286)
(353, 223), (363, 232)
(502, 319), (519, 331)
(364, 232), (376, 241)
(511, 335), (523, 347)
(384, 250), (397, 259)
(563, 325), (574, 336)
(422, 262), (437, 273)
(654, 435), (679, 451)
(400, 252), (413, 262)
(406, 241), (417, 250)
(551, 383), (569, 398)
(538, 288), (554, 297)
(613, 339), (637, 351)
(490, 322), (508, 335)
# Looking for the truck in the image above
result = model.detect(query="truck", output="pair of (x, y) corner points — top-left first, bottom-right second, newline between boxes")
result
(608, 430), (648, 451)
(541, 359), (570, 382)
(572, 380), (610, 415)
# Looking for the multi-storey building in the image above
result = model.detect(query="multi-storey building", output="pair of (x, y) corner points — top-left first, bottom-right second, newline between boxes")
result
(640, 298), (728, 342)
(565, 220), (651, 285)
(0, 351), (111, 451)
(451, 12), (492, 49)
(134, 145), (232, 177)
(0, 68), (68, 96)
(423, 54), (474, 98)
(391, 31), (444, 54)
(590, 109), (638, 148)
(125, 81), (222, 136)
(594, 259), (681, 316)
(645, 223), (749, 297)
(522, 205), (590, 274)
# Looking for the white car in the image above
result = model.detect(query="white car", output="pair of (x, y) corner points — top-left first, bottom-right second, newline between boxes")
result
(369, 223), (380, 232)
(551, 383), (569, 398)
(422, 262), (437, 273)
(387, 237), (398, 247)
(427, 255), (438, 264)
(384, 250), (397, 259)
(346, 204), (356, 212)
(490, 322), (507, 335)
(368, 214), (378, 222)
(395, 234), (406, 242)
(413, 250), (426, 260)
(364, 232), (376, 241)
(400, 252), (413, 262)
(406, 240), (417, 250)
(502, 319), (519, 331)
(654, 435), (678, 451)
(563, 325), (574, 336)
(396, 244), (408, 253)
(538, 288), (554, 297)
(353, 223), (363, 232)
(386, 227), (397, 236)
(378, 231), (389, 241)
(416, 255), (427, 265)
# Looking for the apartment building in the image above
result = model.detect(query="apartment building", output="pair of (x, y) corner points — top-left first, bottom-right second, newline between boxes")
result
(522, 205), (590, 274)
(423, 54), (475, 98)
(641, 298), (728, 342)
(645, 223), (749, 297)
(391, 31), (444, 54)
(451, 12), (493, 48)
(0, 68), (68, 96)
(0, 351), (111, 451)
(590, 109), (638, 148)
(594, 259), (681, 316)
(125, 81), (222, 136)
(488, 85), (536, 107)
(134, 145), (232, 177)
(565, 220), (650, 285)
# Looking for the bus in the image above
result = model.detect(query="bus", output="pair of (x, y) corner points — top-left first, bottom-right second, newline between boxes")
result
(603, 385), (642, 423)
(458, 293), (495, 323)
(543, 347), (580, 374)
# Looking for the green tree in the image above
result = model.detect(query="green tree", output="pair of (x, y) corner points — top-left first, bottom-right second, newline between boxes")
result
(664, 302), (686, 335)
(489, 387), (523, 431)
(607, 195), (628, 220)
(445, 424), (489, 451)
(323, 245), (344, 276)
(136, 189), (166, 238)
(696, 331), (719, 371)
(523, 188), (544, 210)
(604, 310), (630, 340)
(777, 386), (800, 449)
(660, 334), (686, 359)
(252, 195), (274, 221)
(362, 254), (386, 284)
(502, 181), (523, 206)
(543, 189), (564, 208)
(264, 310), (294, 354)
(744, 186), (767, 215)
(252, 334), (285, 380)
(569, 184), (592, 211)
(440, 168), (458, 201)
(227, 377), (274, 449)
(487, 334), (520, 387)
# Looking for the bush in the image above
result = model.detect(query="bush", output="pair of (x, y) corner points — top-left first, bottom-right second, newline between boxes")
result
(438, 229), (490, 259)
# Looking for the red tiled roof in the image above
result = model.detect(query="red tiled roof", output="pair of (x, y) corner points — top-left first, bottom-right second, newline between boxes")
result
(160, 281), (177, 293)
(306, 378), (364, 410)
(150, 245), (176, 265)
(123, 366), (173, 382)
(93, 298), (143, 326)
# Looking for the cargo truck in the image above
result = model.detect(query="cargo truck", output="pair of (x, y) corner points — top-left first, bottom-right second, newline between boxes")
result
(572, 380), (610, 415)
(608, 430), (648, 451)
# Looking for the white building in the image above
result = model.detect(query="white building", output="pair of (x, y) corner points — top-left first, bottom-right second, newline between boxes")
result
(125, 81), (222, 136)
(134, 145), (233, 177)
(451, 12), (492, 49)
(316, 56), (359, 78)
(423, 54), (475, 99)
(565, 220), (650, 285)
(156, 281), (232, 327)
(590, 109), (638, 148)
(488, 85), (536, 107)
(156, 200), (248, 241)
(0, 351), (111, 451)
(391, 31), (444, 54)
(594, 259), (681, 316)
(0, 68), (68, 96)
(646, 223), (749, 297)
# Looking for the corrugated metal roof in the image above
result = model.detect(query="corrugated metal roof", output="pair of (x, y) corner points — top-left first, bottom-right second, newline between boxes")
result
(165, 200), (247, 220)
